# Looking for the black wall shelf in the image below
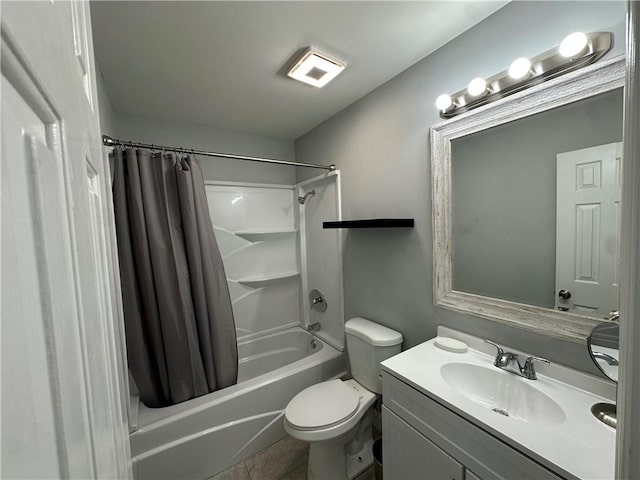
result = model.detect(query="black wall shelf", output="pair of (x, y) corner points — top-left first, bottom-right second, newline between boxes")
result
(323, 218), (415, 229)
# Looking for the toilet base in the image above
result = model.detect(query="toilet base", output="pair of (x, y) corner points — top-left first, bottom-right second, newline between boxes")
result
(306, 411), (374, 480)
(346, 437), (373, 479)
(307, 436), (373, 480)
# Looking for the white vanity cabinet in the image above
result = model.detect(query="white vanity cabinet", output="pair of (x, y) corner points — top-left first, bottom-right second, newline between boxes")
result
(383, 407), (464, 480)
(382, 371), (566, 480)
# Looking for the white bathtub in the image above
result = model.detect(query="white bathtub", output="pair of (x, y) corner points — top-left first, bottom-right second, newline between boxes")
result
(130, 327), (346, 480)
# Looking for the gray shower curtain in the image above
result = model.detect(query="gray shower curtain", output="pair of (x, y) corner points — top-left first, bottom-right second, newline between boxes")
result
(112, 148), (237, 407)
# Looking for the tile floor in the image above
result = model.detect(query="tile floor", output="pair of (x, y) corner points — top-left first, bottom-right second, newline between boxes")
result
(208, 435), (376, 480)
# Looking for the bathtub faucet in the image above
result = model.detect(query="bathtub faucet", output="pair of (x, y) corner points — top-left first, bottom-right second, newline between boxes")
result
(307, 322), (321, 332)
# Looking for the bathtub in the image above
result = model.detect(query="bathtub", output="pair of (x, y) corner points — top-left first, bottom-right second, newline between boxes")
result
(130, 326), (346, 480)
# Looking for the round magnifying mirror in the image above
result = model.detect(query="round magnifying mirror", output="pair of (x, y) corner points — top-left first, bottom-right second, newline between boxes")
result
(588, 322), (620, 382)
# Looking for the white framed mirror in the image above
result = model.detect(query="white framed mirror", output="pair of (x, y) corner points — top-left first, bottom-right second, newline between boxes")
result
(431, 55), (625, 343)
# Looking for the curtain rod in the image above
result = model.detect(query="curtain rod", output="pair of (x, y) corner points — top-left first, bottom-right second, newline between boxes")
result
(102, 135), (336, 171)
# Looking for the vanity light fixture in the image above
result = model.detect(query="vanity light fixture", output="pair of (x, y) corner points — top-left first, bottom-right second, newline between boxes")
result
(508, 57), (532, 80)
(286, 47), (346, 88)
(559, 32), (589, 58)
(467, 77), (489, 97)
(435, 94), (454, 112)
(435, 31), (612, 118)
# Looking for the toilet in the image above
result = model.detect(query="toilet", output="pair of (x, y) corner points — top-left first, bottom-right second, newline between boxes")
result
(284, 317), (403, 480)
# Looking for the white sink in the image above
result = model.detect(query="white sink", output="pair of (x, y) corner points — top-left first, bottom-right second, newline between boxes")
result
(440, 362), (566, 425)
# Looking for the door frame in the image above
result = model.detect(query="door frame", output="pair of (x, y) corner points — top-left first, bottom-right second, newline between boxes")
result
(616, 1), (640, 477)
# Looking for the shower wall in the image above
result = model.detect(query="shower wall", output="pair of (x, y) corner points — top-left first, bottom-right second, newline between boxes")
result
(298, 173), (344, 350)
(205, 174), (344, 347)
(205, 182), (300, 339)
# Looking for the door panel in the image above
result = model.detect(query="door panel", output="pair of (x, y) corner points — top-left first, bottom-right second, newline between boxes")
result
(555, 142), (622, 315)
(1, 75), (76, 479)
(1, 1), (131, 478)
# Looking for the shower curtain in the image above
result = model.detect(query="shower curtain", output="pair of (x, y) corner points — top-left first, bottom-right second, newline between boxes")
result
(112, 148), (237, 407)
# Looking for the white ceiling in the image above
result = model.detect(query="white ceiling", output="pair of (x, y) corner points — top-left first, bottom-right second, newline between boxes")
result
(91, 1), (508, 140)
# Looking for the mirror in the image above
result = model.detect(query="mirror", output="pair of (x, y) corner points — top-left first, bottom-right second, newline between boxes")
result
(431, 56), (625, 342)
(451, 89), (622, 315)
(588, 322), (619, 382)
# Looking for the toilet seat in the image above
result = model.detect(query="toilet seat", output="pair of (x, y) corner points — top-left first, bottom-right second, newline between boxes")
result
(285, 379), (361, 430)
(285, 379), (377, 442)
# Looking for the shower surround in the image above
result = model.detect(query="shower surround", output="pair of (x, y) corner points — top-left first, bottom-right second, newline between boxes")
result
(129, 172), (345, 479)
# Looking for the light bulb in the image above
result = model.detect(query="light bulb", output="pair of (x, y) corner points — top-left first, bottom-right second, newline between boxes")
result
(467, 77), (488, 97)
(508, 57), (532, 80)
(559, 32), (588, 58)
(435, 94), (453, 111)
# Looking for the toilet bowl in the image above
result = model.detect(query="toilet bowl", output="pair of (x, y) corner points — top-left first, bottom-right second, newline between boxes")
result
(284, 318), (402, 480)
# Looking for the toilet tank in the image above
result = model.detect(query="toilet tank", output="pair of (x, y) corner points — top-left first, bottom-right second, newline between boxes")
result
(345, 317), (403, 394)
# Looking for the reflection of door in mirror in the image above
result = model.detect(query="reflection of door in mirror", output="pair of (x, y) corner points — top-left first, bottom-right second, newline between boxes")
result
(555, 142), (621, 316)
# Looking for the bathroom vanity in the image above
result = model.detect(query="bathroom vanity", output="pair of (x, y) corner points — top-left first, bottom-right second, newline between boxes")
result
(381, 328), (616, 480)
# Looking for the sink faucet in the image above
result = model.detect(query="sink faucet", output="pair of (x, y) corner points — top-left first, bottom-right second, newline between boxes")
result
(592, 351), (619, 366)
(485, 340), (550, 380)
(605, 310), (619, 322)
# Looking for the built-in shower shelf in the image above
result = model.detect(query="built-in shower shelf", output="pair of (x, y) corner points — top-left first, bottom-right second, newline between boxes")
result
(234, 229), (297, 241)
(237, 271), (299, 287)
(323, 218), (415, 229)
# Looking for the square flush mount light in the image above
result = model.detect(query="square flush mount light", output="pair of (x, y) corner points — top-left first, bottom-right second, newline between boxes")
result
(287, 48), (346, 88)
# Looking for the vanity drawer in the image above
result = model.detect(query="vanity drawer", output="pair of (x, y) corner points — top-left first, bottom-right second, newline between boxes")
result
(382, 371), (567, 480)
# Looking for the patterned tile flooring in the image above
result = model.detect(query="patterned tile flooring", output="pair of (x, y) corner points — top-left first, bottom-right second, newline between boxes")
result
(208, 435), (376, 480)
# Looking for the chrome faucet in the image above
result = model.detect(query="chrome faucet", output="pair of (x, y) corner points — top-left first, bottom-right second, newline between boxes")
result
(605, 310), (620, 322)
(485, 340), (550, 380)
(307, 322), (321, 332)
(592, 351), (619, 366)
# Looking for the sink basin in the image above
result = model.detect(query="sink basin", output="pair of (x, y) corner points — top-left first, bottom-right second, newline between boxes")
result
(440, 363), (566, 425)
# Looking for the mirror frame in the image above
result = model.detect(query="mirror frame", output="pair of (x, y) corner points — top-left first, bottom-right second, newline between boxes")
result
(431, 55), (625, 344)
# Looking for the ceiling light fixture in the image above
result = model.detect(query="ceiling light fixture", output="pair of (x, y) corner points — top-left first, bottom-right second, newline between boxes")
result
(287, 48), (346, 88)
(435, 31), (612, 119)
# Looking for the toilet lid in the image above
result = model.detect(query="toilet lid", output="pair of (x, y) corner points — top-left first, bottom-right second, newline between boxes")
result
(285, 380), (361, 430)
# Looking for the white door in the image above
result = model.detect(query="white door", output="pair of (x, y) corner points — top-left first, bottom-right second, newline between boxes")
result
(555, 142), (622, 316)
(1, 2), (131, 478)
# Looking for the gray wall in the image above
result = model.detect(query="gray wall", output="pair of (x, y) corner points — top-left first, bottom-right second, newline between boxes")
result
(452, 89), (623, 308)
(96, 63), (118, 138)
(295, 1), (626, 375)
(115, 114), (296, 184)
(95, 60), (295, 185)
